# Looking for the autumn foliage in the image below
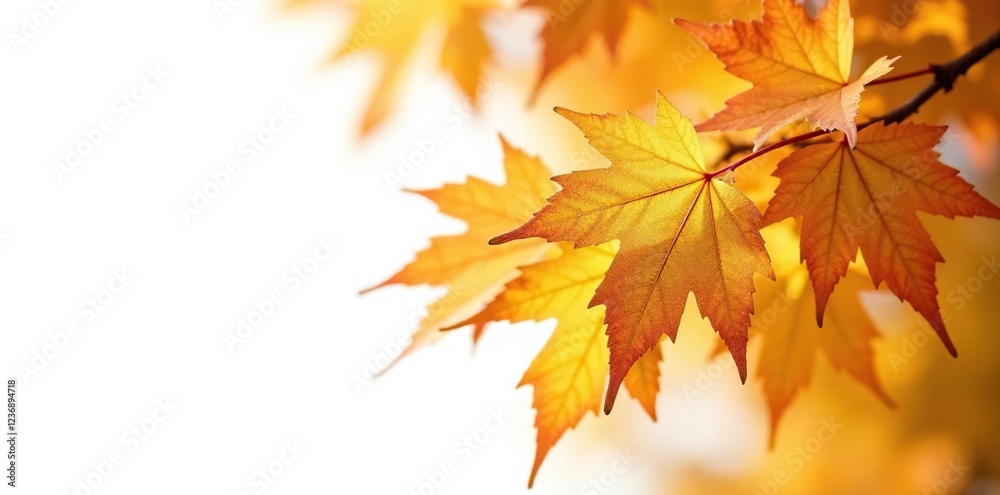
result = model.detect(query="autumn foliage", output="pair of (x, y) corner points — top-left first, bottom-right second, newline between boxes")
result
(342, 0), (1000, 487)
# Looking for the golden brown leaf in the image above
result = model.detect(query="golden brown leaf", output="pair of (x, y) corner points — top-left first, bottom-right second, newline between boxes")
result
(492, 92), (774, 413)
(364, 137), (555, 360)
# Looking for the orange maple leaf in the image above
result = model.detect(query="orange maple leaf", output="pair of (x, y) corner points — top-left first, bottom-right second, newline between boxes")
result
(450, 243), (660, 486)
(622, 335), (662, 421)
(363, 137), (555, 360)
(676, 0), (897, 150)
(492, 92), (774, 413)
(752, 224), (893, 447)
(761, 122), (1000, 356)
(525, 0), (650, 98)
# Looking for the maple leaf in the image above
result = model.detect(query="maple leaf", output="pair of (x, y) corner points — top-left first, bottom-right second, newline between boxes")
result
(751, 224), (893, 447)
(451, 244), (613, 486)
(525, 0), (650, 98)
(492, 92), (774, 413)
(298, 0), (496, 133)
(761, 122), (1000, 357)
(450, 243), (660, 486)
(675, 0), (897, 150)
(757, 268), (894, 447)
(440, 5), (494, 108)
(622, 336), (661, 421)
(363, 137), (555, 359)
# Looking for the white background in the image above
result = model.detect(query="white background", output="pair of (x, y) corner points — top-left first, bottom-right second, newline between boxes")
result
(1, 1), (775, 494)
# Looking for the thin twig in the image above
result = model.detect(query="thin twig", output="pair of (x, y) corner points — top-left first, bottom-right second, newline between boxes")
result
(866, 66), (933, 86)
(707, 130), (827, 178)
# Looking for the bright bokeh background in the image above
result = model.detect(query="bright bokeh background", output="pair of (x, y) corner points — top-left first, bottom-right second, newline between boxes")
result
(2, 0), (999, 494)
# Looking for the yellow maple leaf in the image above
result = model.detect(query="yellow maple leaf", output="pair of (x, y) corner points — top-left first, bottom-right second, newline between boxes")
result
(440, 5), (494, 106)
(492, 92), (774, 413)
(761, 122), (1000, 357)
(294, 0), (496, 133)
(450, 243), (660, 486)
(675, 0), (897, 150)
(363, 137), (555, 359)
(451, 244), (613, 486)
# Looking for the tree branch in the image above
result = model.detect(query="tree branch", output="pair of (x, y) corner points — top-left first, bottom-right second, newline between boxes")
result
(865, 28), (1000, 126)
(708, 27), (1000, 179)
